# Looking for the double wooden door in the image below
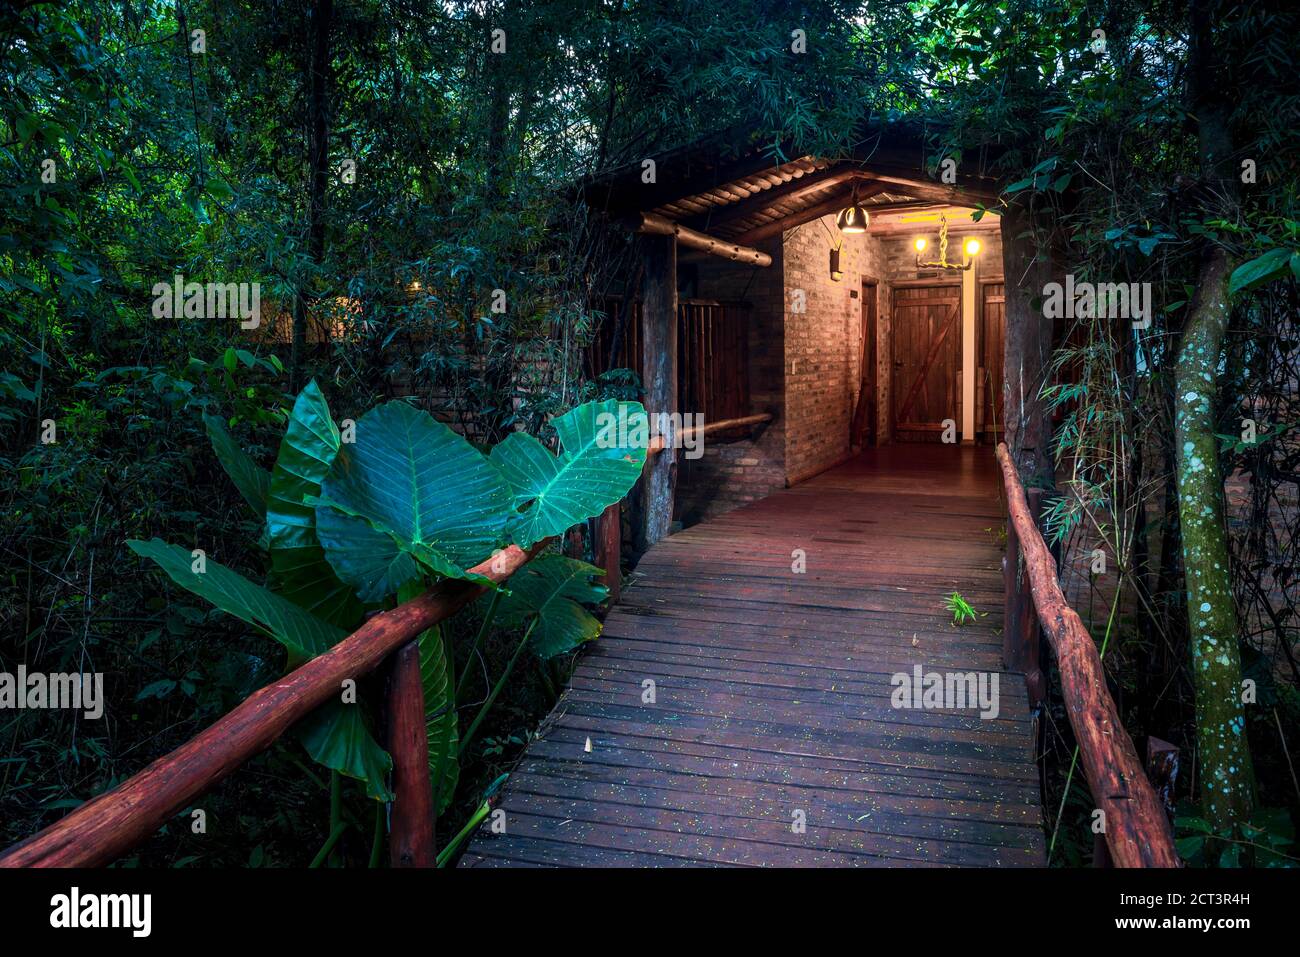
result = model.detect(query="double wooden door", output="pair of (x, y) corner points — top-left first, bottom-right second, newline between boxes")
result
(891, 284), (961, 437)
(890, 281), (1006, 440)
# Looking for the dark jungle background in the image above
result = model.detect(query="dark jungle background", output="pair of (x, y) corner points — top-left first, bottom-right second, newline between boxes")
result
(1, 0), (1297, 867)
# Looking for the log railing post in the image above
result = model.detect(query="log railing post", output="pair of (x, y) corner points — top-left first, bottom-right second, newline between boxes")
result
(1003, 486), (1045, 708)
(387, 639), (435, 867)
(595, 502), (621, 604)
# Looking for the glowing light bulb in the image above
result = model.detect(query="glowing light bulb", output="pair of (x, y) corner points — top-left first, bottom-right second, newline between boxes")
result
(914, 237), (927, 252)
(963, 238), (981, 257)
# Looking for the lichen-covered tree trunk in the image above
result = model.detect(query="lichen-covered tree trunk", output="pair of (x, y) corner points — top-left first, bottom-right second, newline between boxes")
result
(1173, 245), (1255, 832)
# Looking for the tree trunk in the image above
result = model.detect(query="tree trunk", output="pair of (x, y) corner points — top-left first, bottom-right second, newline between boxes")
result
(1172, 246), (1255, 831)
(1174, 0), (1255, 834)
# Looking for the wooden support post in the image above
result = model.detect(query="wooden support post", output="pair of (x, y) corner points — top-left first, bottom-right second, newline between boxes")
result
(960, 257), (977, 443)
(999, 201), (1056, 488)
(596, 503), (621, 604)
(387, 639), (435, 867)
(1003, 488), (1045, 708)
(638, 233), (677, 551)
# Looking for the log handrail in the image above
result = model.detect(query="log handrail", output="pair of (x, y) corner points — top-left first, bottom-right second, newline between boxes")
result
(996, 442), (1180, 868)
(0, 412), (772, 869)
(0, 541), (545, 868)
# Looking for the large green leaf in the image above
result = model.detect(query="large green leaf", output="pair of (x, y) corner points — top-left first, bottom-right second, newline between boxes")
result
(203, 413), (270, 519)
(1228, 248), (1293, 296)
(490, 399), (649, 547)
(420, 628), (459, 813)
(299, 699), (393, 802)
(266, 380), (362, 628)
(315, 401), (511, 601)
(497, 554), (608, 659)
(127, 539), (345, 664)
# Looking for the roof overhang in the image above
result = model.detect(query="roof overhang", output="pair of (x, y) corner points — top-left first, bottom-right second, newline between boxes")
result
(579, 123), (1003, 263)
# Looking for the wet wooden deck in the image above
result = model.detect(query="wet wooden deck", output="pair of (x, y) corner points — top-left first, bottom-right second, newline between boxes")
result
(461, 445), (1045, 867)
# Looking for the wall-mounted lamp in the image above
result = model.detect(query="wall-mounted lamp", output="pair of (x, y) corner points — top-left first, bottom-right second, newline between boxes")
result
(914, 215), (980, 271)
(829, 246), (843, 282)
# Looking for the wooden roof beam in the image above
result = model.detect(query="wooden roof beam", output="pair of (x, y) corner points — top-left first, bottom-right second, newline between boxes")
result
(730, 182), (890, 245)
(849, 169), (998, 207)
(635, 212), (772, 267)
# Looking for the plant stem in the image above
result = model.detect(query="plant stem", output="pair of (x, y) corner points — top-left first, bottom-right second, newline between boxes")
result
(458, 619), (537, 758)
(309, 821), (348, 869)
(368, 801), (384, 868)
(455, 589), (503, 701)
(436, 801), (491, 868)
(328, 770), (342, 867)
(537, 657), (558, 700)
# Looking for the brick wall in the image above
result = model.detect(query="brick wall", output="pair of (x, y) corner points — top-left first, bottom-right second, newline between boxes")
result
(781, 216), (890, 483)
(674, 236), (787, 524)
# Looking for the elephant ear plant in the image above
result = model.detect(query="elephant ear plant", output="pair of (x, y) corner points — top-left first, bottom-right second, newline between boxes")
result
(128, 381), (649, 851)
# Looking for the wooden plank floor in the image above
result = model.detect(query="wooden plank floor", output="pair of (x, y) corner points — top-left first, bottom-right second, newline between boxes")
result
(461, 444), (1046, 867)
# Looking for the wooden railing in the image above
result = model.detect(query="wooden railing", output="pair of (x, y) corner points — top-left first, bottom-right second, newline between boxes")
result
(995, 443), (1180, 868)
(0, 413), (770, 869)
(594, 413), (772, 603)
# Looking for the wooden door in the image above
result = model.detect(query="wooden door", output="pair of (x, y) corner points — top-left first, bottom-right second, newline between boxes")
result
(850, 280), (878, 448)
(980, 282), (1006, 438)
(891, 284), (961, 438)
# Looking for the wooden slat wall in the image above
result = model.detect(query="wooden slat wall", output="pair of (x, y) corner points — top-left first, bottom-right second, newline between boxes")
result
(587, 298), (643, 381)
(980, 283), (1006, 436)
(588, 298), (751, 422)
(678, 301), (750, 422)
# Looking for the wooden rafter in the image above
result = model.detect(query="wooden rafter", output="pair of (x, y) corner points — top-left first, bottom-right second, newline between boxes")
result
(589, 149), (807, 216)
(851, 168), (998, 207)
(680, 165), (856, 229)
(729, 182), (890, 245)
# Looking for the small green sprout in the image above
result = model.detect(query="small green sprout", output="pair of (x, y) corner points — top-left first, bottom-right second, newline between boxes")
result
(946, 591), (978, 626)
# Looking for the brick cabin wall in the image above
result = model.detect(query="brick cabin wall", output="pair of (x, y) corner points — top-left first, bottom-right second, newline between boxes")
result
(674, 236), (787, 525)
(672, 216), (1005, 520)
(780, 215), (890, 484)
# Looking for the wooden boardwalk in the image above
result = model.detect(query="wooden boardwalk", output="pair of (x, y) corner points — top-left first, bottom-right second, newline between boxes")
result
(461, 445), (1046, 867)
